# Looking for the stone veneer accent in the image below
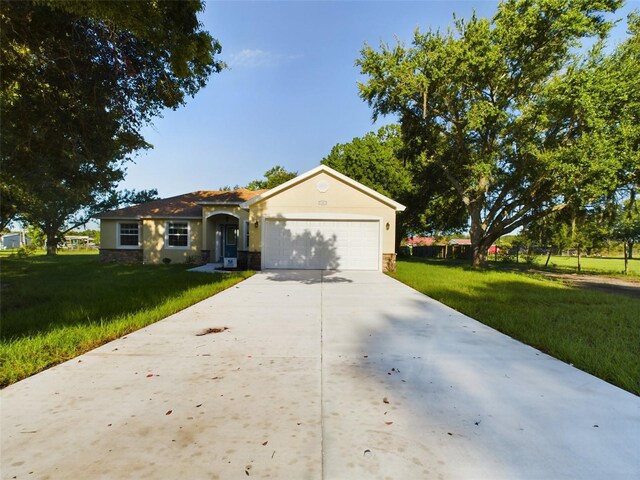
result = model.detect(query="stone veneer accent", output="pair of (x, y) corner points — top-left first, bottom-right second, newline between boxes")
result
(100, 248), (143, 263)
(382, 253), (397, 273)
(247, 251), (261, 270)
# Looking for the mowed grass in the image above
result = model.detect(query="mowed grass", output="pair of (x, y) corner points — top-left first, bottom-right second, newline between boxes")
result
(390, 258), (640, 396)
(530, 255), (640, 276)
(0, 253), (252, 387)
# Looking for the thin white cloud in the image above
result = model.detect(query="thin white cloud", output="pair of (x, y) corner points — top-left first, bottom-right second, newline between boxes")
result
(228, 49), (303, 69)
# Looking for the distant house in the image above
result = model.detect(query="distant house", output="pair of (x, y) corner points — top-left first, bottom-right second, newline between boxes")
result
(0, 232), (30, 250)
(449, 238), (471, 246)
(405, 236), (436, 247)
(64, 235), (95, 249)
(450, 239), (501, 253)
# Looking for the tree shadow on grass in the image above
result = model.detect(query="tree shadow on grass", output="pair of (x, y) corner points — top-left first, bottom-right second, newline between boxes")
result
(0, 254), (246, 340)
(389, 264), (640, 394)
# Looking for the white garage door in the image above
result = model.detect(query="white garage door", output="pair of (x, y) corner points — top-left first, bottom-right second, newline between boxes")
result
(264, 219), (380, 270)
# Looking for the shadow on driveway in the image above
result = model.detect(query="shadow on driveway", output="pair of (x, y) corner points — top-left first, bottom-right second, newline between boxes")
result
(260, 270), (354, 284)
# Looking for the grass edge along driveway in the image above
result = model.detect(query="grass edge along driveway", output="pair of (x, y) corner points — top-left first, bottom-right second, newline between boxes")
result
(390, 258), (640, 396)
(0, 254), (252, 387)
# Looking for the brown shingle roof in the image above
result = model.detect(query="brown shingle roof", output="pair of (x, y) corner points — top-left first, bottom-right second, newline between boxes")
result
(95, 189), (265, 219)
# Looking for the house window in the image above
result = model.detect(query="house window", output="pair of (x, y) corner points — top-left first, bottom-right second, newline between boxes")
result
(167, 221), (189, 248)
(244, 220), (250, 249)
(118, 223), (140, 248)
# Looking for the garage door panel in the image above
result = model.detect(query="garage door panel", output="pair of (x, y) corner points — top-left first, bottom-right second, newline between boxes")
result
(264, 219), (379, 270)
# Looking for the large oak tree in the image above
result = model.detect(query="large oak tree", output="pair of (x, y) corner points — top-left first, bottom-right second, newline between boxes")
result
(1, 1), (223, 253)
(322, 125), (467, 248)
(357, 0), (629, 265)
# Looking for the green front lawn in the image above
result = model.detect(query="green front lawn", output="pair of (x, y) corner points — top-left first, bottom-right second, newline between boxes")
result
(0, 253), (252, 387)
(530, 255), (640, 276)
(390, 258), (640, 396)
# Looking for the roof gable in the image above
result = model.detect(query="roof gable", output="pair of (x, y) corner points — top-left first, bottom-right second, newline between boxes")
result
(240, 165), (406, 211)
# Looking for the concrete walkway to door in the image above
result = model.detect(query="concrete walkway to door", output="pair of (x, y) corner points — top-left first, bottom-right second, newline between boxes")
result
(2, 271), (639, 479)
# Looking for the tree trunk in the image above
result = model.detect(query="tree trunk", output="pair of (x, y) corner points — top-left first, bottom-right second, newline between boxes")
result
(628, 241), (634, 259)
(469, 201), (488, 267)
(45, 234), (58, 255)
(577, 245), (581, 273)
(471, 244), (488, 267)
(545, 249), (552, 267)
(623, 242), (628, 275)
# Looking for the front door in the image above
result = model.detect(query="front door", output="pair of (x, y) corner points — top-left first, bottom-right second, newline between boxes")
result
(223, 225), (238, 258)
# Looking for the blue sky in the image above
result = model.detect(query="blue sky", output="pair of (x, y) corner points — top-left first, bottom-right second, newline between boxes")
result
(121, 0), (638, 199)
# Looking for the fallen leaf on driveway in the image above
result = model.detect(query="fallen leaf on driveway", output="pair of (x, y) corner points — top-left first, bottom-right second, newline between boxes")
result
(383, 397), (389, 404)
(262, 441), (268, 446)
(384, 422), (393, 425)
(165, 410), (173, 416)
(146, 374), (153, 378)
(196, 327), (229, 336)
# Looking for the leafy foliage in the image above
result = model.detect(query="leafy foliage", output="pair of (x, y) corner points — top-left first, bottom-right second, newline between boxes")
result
(357, 0), (633, 265)
(612, 198), (640, 260)
(0, 1), (222, 250)
(322, 125), (467, 245)
(246, 165), (298, 190)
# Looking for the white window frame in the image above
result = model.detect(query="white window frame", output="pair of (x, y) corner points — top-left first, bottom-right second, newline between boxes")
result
(165, 221), (190, 249)
(116, 221), (142, 250)
(244, 220), (250, 250)
(117, 222), (141, 249)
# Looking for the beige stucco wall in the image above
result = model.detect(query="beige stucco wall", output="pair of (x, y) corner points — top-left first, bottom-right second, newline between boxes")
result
(101, 208), (253, 264)
(98, 218), (203, 263)
(99, 220), (119, 249)
(248, 171), (397, 253)
(142, 219), (202, 264)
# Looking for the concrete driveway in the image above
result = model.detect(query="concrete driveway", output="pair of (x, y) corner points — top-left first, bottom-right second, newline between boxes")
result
(2, 271), (639, 479)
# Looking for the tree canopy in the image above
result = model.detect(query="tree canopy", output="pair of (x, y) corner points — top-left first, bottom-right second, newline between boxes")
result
(322, 125), (467, 246)
(0, 0), (223, 252)
(357, 0), (635, 265)
(246, 166), (298, 190)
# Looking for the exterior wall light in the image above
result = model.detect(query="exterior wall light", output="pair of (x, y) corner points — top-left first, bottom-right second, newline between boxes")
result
(254, 220), (259, 228)
(385, 222), (390, 230)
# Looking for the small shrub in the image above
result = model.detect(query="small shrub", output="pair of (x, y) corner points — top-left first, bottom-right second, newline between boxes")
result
(500, 253), (517, 263)
(524, 253), (539, 265)
(15, 244), (38, 258)
(162, 257), (171, 264)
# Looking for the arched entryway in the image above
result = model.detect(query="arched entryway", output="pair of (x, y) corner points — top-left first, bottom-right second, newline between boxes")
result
(205, 212), (240, 264)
